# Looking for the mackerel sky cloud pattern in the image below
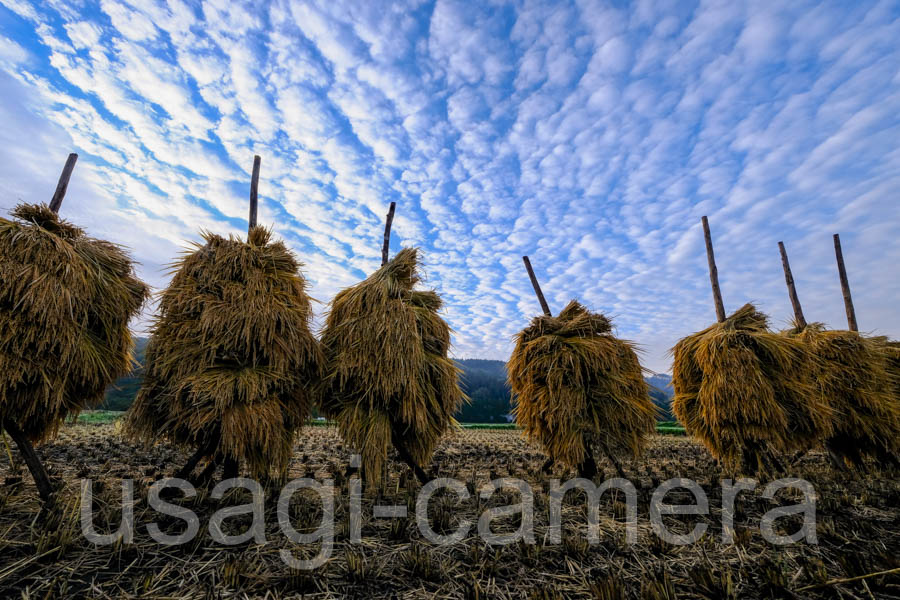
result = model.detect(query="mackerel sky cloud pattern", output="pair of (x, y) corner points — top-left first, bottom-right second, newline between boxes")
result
(1, 0), (898, 371)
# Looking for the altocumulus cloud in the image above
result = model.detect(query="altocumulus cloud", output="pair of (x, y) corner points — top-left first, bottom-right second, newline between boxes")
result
(1, 0), (899, 372)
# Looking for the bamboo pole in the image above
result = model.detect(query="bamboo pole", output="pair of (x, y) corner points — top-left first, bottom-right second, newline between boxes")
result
(381, 201), (396, 266)
(522, 256), (552, 317)
(49, 153), (78, 213)
(778, 241), (807, 329)
(701, 216), (726, 323)
(833, 234), (858, 332)
(248, 155), (261, 232)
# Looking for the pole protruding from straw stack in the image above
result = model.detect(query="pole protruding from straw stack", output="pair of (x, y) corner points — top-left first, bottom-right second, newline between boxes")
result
(833, 233), (858, 332)
(248, 155), (261, 232)
(778, 241), (807, 329)
(381, 201), (396, 267)
(701, 216), (726, 323)
(522, 255), (551, 317)
(49, 153), (78, 214)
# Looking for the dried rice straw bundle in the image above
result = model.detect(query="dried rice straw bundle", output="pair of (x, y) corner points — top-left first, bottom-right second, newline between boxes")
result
(672, 304), (830, 472)
(1, 154), (149, 502)
(319, 204), (463, 485)
(126, 156), (322, 482)
(778, 237), (899, 470)
(509, 296), (656, 478)
(880, 340), (900, 401)
(672, 220), (829, 474)
(792, 325), (900, 468)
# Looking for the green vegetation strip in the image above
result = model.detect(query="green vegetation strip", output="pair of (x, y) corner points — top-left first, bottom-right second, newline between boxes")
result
(75, 410), (124, 424)
(73, 413), (687, 435)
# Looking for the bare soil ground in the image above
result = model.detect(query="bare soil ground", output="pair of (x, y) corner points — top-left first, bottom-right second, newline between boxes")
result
(1, 423), (898, 599)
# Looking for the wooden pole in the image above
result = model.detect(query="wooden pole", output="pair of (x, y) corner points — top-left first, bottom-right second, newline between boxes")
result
(381, 201), (396, 266)
(522, 256), (552, 316)
(248, 155), (261, 232)
(701, 216), (726, 323)
(49, 153), (78, 213)
(833, 234), (858, 332)
(778, 241), (807, 329)
(3, 419), (55, 504)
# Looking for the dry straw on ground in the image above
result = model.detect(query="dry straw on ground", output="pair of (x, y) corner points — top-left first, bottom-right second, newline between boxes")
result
(672, 304), (832, 473)
(789, 324), (900, 468)
(0, 203), (148, 442)
(318, 247), (464, 484)
(126, 226), (322, 480)
(9, 424), (899, 599)
(509, 300), (657, 473)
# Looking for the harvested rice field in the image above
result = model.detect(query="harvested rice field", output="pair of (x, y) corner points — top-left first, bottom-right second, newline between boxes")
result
(1, 422), (899, 599)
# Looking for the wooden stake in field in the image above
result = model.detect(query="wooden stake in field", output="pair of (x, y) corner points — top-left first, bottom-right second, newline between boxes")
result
(778, 241), (807, 330)
(522, 255), (551, 317)
(248, 154), (261, 232)
(49, 153), (78, 213)
(509, 256), (656, 479)
(833, 233), (858, 332)
(702, 216), (726, 323)
(382, 201), (396, 267)
(319, 201), (463, 487)
(1, 152), (149, 503)
(126, 154), (323, 484)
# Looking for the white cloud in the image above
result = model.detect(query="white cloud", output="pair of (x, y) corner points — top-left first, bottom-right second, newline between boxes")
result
(99, 0), (158, 42)
(0, 0), (898, 372)
(0, 35), (27, 66)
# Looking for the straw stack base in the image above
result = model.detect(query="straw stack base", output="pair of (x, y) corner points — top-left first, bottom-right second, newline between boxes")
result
(393, 440), (431, 484)
(578, 449), (599, 479)
(794, 326), (900, 471)
(510, 301), (657, 476)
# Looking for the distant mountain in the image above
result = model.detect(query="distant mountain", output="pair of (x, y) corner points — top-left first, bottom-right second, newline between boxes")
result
(646, 373), (674, 399)
(103, 342), (675, 423)
(101, 337), (148, 411)
(645, 373), (674, 421)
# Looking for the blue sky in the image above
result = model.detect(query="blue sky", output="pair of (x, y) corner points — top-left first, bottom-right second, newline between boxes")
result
(1, 0), (899, 372)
